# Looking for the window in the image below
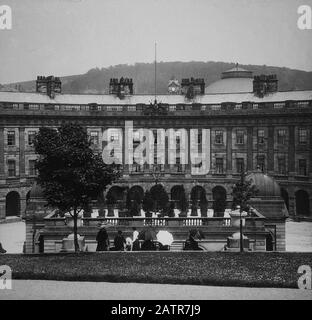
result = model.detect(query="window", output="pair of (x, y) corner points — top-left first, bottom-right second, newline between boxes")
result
(274, 103), (285, 109)
(7, 131), (16, 146)
(8, 160), (16, 177)
(236, 158), (244, 173)
(298, 128), (307, 144)
(295, 101), (309, 108)
(90, 131), (99, 145)
(29, 104), (39, 110)
(236, 130), (244, 144)
(127, 105), (136, 111)
(28, 131), (36, 146)
(215, 130), (223, 144)
(299, 159), (307, 176)
(257, 129), (265, 144)
(252, 103), (259, 110)
(133, 164), (141, 172)
(216, 158), (224, 174)
(169, 105), (176, 111)
(65, 105), (80, 111)
(277, 129), (286, 145)
(234, 104), (242, 110)
(257, 155), (265, 172)
(29, 160), (37, 176)
(211, 104), (221, 111)
(277, 157), (286, 175)
(107, 106), (122, 112)
(197, 132), (202, 144)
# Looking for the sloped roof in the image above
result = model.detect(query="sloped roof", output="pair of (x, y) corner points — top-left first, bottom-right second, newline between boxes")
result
(0, 90), (312, 105)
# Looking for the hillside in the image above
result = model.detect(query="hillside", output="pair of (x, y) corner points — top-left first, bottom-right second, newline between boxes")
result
(4, 61), (312, 94)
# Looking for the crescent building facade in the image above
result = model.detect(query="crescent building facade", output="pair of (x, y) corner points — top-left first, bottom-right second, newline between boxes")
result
(0, 68), (311, 226)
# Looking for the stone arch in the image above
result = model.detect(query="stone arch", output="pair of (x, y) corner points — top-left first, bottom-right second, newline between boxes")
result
(190, 186), (207, 216)
(5, 191), (21, 217)
(128, 185), (144, 203)
(212, 186), (227, 217)
(150, 184), (169, 212)
(295, 190), (310, 216)
(106, 186), (125, 206)
(280, 188), (289, 211)
(171, 185), (187, 210)
(126, 185), (144, 215)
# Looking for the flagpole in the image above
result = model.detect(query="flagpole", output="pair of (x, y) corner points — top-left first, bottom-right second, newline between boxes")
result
(154, 42), (157, 102)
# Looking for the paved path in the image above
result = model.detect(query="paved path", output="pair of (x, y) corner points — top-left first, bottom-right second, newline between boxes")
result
(0, 221), (25, 253)
(286, 221), (312, 252)
(0, 280), (311, 300)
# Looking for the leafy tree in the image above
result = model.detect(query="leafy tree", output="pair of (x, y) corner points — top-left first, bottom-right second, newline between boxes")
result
(232, 173), (258, 212)
(150, 184), (169, 213)
(129, 199), (141, 217)
(34, 123), (120, 252)
(178, 186), (188, 216)
(232, 172), (258, 252)
(142, 190), (154, 217)
(165, 202), (175, 217)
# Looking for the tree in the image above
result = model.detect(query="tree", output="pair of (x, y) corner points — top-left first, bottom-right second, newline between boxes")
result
(232, 173), (258, 212)
(129, 199), (140, 217)
(232, 172), (258, 252)
(150, 184), (169, 213)
(34, 123), (120, 252)
(178, 186), (188, 217)
(142, 190), (154, 217)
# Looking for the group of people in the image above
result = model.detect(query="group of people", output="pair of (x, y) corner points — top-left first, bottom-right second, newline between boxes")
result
(96, 224), (203, 252)
(96, 225), (140, 252)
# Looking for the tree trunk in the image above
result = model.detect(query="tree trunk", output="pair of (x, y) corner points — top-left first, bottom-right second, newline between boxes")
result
(239, 210), (244, 253)
(73, 208), (79, 252)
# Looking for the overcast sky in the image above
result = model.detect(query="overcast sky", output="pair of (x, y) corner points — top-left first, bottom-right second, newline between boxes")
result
(0, 0), (312, 83)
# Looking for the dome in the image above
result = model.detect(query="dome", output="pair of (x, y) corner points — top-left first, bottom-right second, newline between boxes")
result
(29, 182), (44, 199)
(205, 65), (253, 94)
(246, 171), (281, 197)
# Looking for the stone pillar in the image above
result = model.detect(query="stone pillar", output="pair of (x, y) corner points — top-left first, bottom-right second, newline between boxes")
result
(267, 126), (274, 173)
(226, 127), (232, 173)
(288, 125), (295, 174)
(247, 127), (253, 171)
(122, 127), (129, 174)
(20, 197), (27, 218)
(0, 196), (5, 220)
(288, 195), (296, 217)
(0, 127), (5, 178)
(19, 127), (25, 176)
(165, 133), (170, 172)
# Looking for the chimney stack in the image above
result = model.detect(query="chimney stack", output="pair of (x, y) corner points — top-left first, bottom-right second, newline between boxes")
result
(181, 78), (205, 99)
(253, 74), (278, 97)
(36, 76), (61, 98)
(109, 77), (133, 98)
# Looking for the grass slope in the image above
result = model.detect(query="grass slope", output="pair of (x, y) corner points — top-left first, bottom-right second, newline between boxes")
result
(1, 252), (311, 288)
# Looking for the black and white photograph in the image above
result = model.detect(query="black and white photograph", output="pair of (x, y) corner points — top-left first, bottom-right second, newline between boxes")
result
(0, 0), (312, 304)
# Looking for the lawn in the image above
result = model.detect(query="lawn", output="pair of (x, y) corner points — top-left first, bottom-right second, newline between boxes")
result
(0, 252), (311, 288)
